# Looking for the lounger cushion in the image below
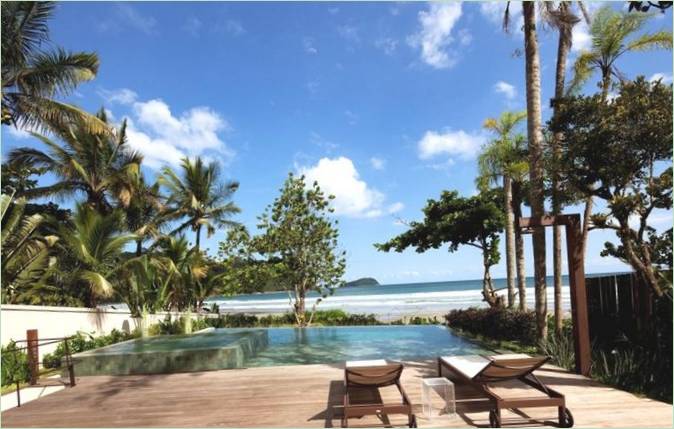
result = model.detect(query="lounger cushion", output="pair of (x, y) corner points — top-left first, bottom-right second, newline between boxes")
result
(346, 359), (388, 368)
(440, 355), (491, 379)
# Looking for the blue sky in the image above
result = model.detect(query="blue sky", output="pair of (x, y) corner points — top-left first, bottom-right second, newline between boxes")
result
(2, 1), (672, 284)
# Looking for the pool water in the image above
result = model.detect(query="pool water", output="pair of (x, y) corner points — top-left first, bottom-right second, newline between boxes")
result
(72, 325), (486, 376)
(242, 325), (486, 366)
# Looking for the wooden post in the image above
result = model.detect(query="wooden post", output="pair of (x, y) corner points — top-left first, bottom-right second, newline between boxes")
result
(565, 215), (591, 376)
(26, 329), (39, 385)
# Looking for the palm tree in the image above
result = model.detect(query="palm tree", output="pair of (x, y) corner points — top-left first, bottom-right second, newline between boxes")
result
(59, 203), (136, 306)
(157, 235), (206, 312)
(1, 2), (108, 135)
(567, 5), (672, 262)
(8, 109), (142, 213)
(160, 157), (241, 250)
(125, 177), (166, 256)
(522, 2), (548, 341)
(478, 111), (528, 310)
(1, 193), (58, 304)
(547, 2), (591, 334)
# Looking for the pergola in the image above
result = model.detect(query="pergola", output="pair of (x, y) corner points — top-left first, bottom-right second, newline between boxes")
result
(519, 213), (591, 376)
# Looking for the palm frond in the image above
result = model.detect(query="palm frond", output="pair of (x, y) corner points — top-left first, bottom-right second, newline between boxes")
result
(16, 49), (98, 97)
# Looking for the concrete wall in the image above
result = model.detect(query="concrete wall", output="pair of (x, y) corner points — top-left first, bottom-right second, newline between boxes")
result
(1, 304), (200, 357)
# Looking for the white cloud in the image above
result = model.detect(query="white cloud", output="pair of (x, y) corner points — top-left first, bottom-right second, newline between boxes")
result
(649, 73), (673, 84)
(387, 202), (404, 214)
(494, 81), (517, 100)
(571, 22), (592, 53)
(370, 157), (386, 170)
(6, 126), (31, 140)
(417, 129), (486, 161)
(303, 37), (318, 55)
(97, 3), (158, 35)
(375, 37), (398, 55)
(479, 2), (522, 33)
(298, 157), (402, 218)
(98, 88), (138, 105)
(407, 3), (464, 69)
(337, 24), (360, 43)
(183, 17), (203, 37)
(103, 92), (234, 169)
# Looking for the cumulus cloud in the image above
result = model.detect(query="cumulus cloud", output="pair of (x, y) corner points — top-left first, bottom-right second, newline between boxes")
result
(375, 37), (398, 55)
(100, 89), (234, 169)
(417, 129), (486, 161)
(297, 157), (402, 218)
(303, 37), (318, 55)
(370, 157), (386, 170)
(407, 3), (464, 69)
(494, 81), (517, 100)
(571, 22), (592, 53)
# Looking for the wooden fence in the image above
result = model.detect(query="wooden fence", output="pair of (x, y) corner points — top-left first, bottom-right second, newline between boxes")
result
(585, 272), (655, 341)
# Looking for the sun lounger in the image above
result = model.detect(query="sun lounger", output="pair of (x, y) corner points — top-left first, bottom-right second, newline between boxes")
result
(342, 360), (417, 428)
(438, 354), (573, 428)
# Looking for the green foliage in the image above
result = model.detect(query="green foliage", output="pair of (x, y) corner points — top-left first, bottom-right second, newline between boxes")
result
(160, 157), (240, 249)
(551, 78), (673, 296)
(477, 110), (528, 191)
(377, 189), (505, 307)
(1, 193), (59, 304)
(444, 307), (538, 345)
(7, 109), (141, 211)
(1, 341), (30, 386)
(219, 173), (346, 327)
(567, 5), (672, 95)
(42, 329), (136, 369)
(1, 1), (107, 135)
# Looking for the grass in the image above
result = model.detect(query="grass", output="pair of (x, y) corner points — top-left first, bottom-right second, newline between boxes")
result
(0, 368), (61, 395)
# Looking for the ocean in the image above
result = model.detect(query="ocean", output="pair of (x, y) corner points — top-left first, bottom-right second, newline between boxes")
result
(207, 273), (622, 320)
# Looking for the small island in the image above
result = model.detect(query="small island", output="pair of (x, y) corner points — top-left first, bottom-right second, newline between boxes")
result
(344, 277), (380, 287)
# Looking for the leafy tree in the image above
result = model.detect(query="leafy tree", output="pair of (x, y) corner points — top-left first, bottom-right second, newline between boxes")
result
(478, 110), (528, 309)
(252, 173), (346, 326)
(1, 193), (58, 304)
(1, 2), (107, 135)
(156, 235), (208, 312)
(376, 190), (505, 308)
(117, 255), (172, 319)
(160, 157), (240, 250)
(551, 78), (672, 297)
(59, 203), (136, 306)
(125, 177), (166, 256)
(8, 109), (142, 213)
(566, 5), (672, 264)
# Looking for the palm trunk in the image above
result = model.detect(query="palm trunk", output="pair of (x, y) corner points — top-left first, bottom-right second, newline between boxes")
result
(513, 183), (527, 311)
(195, 224), (202, 251)
(523, 2), (548, 341)
(136, 239), (143, 257)
(552, 1), (573, 335)
(504, 176), (517, 308)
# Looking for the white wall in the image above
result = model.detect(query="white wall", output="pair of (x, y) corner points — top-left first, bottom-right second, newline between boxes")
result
(1, 304), (203, 358)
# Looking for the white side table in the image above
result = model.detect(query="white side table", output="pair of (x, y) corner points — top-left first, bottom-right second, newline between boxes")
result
(421, 377), (456, 420)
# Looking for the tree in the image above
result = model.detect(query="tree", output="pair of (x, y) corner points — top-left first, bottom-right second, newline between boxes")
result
(161, 157), (240, 250)
(59, 203), (136, 306)
(156, 235), (206, 312)
(566, 4), (672, 262)
(254, 174), (346, 326)
(117, 255), (171, 319)
(1, 2), (108, 135)
(523, 1), (549, 341)
(376, 190), (505, 308)
(1, 193), (58, 304)
(8, 109), (142, 213)
(551, 78), (672, 297)
(478, 110), (528, 309)
(548, 1), (590, 334)
(125, 177), (165, 256)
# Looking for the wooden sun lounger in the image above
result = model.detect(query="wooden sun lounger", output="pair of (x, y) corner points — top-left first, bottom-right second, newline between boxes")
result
(438, 354), (573, 428)
(342, 360), (417, 428)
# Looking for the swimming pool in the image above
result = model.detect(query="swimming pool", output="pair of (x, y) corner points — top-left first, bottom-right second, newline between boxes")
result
(72, 325), (486, 376)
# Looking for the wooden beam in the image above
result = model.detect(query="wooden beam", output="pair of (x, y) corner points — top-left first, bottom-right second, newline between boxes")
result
(564, 215), (591, 376)
(26, 329), (38, 385)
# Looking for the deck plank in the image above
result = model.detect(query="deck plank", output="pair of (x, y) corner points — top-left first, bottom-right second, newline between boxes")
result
(1, 359), (671, 427)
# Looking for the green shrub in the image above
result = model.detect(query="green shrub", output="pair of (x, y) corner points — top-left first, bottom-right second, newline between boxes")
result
(42, 329), (136, 369)
(444, 307), (538, 345)
(1, 341), (30, 386)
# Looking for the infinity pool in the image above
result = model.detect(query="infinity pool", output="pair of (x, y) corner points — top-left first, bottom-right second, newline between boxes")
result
(72, 325), (486, 376)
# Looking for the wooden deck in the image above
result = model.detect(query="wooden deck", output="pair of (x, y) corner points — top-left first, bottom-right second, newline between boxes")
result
(2, 359), (671, 428)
